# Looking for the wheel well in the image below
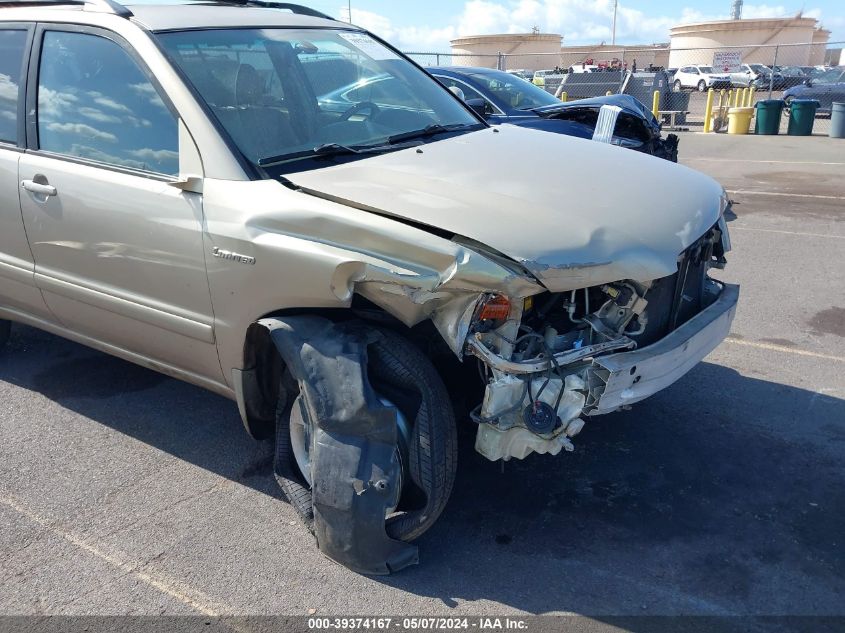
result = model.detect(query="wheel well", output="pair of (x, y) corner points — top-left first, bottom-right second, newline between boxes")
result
(237, 298), (467, 440)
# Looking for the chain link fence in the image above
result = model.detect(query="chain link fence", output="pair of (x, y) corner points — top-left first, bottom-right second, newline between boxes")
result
(406, 42), (845, 135)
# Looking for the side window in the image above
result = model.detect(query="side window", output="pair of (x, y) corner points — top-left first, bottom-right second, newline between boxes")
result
(37, 30), (178, 175)
(0, 29), (27, 144)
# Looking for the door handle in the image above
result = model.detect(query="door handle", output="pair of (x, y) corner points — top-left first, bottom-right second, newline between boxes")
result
(21, 179), (57, 197)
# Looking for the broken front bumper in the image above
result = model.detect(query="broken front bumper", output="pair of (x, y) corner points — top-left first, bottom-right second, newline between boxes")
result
(469, 281), (739, 461)
(585, 282), (739, 415)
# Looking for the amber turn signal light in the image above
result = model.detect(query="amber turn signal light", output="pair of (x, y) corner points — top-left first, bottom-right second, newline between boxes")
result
(477, 294), (511, 321)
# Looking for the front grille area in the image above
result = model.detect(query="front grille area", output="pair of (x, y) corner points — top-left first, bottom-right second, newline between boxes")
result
(628, 223), (725, 347)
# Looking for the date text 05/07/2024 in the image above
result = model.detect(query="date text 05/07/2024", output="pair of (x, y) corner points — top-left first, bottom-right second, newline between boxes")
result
(307, 617), (530, 631)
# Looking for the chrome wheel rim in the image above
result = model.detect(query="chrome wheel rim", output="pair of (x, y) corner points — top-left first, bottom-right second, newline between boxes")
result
(289, 393), (411, 514)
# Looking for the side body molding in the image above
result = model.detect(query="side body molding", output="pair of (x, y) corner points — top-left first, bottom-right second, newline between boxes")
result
(258, 316), (418, 574)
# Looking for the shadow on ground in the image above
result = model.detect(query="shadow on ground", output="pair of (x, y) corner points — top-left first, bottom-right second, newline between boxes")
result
(1, 324), (843, 615)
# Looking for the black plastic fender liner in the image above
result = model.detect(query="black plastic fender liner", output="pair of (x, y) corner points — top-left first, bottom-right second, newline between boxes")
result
(258, 316), (418, 575)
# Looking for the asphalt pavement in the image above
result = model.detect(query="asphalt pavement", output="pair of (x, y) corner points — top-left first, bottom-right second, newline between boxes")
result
(0, 133), (843, 618)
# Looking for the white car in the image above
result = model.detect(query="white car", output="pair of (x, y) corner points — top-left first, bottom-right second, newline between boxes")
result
(673, 65), (732, 92)
(731, 64), (775, 88)
(570, 64), (599, 74)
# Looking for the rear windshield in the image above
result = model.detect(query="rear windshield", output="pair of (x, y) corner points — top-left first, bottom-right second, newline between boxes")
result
(158, 28), (481, 174)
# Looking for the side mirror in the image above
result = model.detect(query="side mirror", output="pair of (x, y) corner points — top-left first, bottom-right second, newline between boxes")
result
(448, 85), (466, 101)
(466, 98), (491, 117)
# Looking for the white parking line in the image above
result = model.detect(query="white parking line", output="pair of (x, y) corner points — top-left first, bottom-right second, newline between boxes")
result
(687, 158), (845, 166)
(725, 337), (845, 363)
(0, 492), (227, 616)
(727, 189), (845, 201)
(729, 226), (845, 240)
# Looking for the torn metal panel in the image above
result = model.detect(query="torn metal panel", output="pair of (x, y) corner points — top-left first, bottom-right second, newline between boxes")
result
(259, 316), (418, 575)
(201, 178), (546, 382)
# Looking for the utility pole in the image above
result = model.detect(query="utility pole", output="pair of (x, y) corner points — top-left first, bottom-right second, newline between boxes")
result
(347, 0), (352, 23)
(611, 0), (618, 45)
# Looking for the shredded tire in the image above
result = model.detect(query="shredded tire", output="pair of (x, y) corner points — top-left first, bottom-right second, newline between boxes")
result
(274, 374), (315, 532)
(273, 326), (457, 542)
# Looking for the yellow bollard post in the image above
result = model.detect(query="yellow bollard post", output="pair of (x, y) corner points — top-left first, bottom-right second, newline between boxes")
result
(735, 89), (743, 108)
(652, 90), (660, 119)
(704, 88), (715, 133)
(560, 91), (567, 103)
(743, 87), (750, 107)
(748, 86), (756, 107)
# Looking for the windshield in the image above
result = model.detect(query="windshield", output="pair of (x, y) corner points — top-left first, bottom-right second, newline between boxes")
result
(158, 28), (481, 172)
(698, 66), (714, 73)
(467, 70), (561, 110)
(749, 64), (769, 73)
(814, 69), (845, 84)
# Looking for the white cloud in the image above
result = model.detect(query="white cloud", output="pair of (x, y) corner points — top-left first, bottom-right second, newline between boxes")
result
(46, 122), (117, 143)
(91, 94), (132, 113)
(70, 144), (146, 170)
(346, 1), (833, 51)
(0, 74), (17, 103)
(38, 87), (78, 118)
(78, 107), (122, 124)
(129, 148), (179, 163)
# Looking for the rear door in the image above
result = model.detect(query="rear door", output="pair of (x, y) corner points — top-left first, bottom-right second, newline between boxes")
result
(18, 24), (222, 381)
(0, 24), (52, 320)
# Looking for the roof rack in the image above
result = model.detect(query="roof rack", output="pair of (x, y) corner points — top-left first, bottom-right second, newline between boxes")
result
(0, 0), (131, 17)
(0, 0), (334, 20)
(214, 1), (333, 20)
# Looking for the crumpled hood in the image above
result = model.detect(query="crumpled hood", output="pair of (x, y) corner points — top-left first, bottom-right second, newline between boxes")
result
(287, 126), (725, 292)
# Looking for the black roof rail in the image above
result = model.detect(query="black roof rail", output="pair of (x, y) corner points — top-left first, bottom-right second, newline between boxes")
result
(0, 0), (338, 20)
(0, 0), (132, 17)
(214, 0), (333, 20)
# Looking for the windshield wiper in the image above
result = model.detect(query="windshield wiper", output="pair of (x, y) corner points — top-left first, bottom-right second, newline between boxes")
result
(387, 123), (479, 145)
(258, 142), (409, 167)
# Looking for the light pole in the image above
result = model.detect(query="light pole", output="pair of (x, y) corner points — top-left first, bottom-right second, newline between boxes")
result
(611, 0), (618, 46)
(347, 0), (352, 23)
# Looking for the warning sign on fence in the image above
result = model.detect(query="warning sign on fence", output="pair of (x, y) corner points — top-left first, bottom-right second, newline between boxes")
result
(713, 51), (742, 73)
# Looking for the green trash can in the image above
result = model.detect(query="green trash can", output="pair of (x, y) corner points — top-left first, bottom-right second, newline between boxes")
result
(755, 99), (784, 135)
(787, 99), (821, 136)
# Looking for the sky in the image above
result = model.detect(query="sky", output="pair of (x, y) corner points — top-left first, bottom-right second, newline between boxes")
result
(299, 0), (845, 52)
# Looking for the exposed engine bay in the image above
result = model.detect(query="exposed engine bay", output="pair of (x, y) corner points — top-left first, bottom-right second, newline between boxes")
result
(466, 221), (730, 461)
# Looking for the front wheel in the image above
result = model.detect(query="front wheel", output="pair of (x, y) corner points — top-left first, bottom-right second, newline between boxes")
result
(0, 320), (9, 352)
(273, 326), (457, 542)
(698, 80), (707, 92)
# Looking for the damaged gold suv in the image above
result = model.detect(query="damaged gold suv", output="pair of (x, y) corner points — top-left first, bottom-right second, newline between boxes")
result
(0, 0), (737, 574)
